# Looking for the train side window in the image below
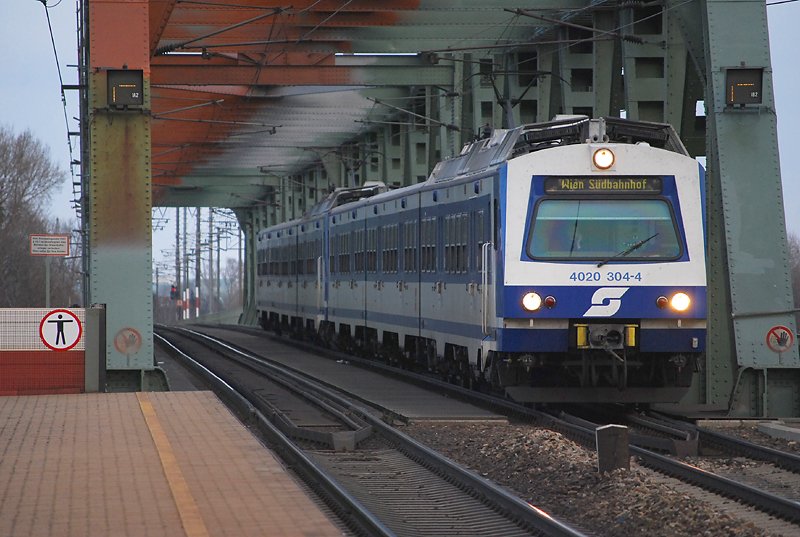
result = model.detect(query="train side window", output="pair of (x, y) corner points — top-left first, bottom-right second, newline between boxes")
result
(474, 210), (486, 272)
(329, 235), (336, 275)
(354, 229), (364, 273)
(421, 217), (437, 273)
(367, 229), (377, 273)
(311, 239), (324, 274)
(298, 241), (305, 275)
(458, 213), (468, 273)
(339, 234), (350, 274)
(444, 213), (468, 274)
(404, 220), (417, 272)
(381, 224), (398, 274)
(444, 215), (452, 273)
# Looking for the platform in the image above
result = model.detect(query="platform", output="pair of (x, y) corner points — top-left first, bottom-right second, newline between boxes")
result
(0, 391), (345, 537)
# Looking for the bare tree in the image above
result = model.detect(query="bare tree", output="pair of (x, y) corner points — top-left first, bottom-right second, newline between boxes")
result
(0, 127), (62, 224)
(220, 257), (242, 310)
(0, 125), (78, 307)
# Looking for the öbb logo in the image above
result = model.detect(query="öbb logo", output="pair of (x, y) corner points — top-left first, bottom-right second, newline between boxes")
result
(583, 287), (629, 317)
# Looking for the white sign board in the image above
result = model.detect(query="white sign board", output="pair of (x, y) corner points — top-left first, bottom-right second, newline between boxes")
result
(30, 234), (70, 256)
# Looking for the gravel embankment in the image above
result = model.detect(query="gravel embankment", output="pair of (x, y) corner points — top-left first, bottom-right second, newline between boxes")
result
(703, 423), (800, 454)
(404, 422), (780, 537)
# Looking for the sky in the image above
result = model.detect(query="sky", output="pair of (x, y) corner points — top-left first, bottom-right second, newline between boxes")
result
(1, 0), (800, 257)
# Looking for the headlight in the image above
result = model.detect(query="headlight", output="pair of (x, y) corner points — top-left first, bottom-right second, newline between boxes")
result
(670, 292), (691, 312)
(592, 148), (615, 170)
(522, 292), (542, 312)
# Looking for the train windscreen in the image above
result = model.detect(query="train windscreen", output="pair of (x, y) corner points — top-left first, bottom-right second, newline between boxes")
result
(527, 199), (681, 261)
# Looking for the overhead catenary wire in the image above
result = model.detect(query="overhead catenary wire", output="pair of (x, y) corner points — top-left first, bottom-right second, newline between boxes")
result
(37, 0), (79, 218)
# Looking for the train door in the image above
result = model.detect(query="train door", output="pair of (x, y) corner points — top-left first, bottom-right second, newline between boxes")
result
(365, 198), (404, 353)
(327, 206), (366, 345)
(419, 188), (443, 362)
(326, 211), (343, 332)
(290, 225), (300, 329)
(271, 225), (296, 331)
(399, 193), (421, 348)
(474, 189), (494, 363)
(320, 217), (329, 327)
(364, 203), (380, 349)
(296, 219), (322, 333)
(353, 207), (368, 345)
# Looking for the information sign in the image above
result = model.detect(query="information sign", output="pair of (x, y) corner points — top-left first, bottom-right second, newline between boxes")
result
(30, 234), (70, 256)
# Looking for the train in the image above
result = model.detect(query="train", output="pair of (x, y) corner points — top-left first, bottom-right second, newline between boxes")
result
(256, 116), (707, 403)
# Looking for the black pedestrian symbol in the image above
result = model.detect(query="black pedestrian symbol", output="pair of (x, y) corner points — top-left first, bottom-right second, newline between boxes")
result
(48, 314), (74, 346)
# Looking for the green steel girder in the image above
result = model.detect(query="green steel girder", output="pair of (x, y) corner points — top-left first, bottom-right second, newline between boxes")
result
(79, 0), (800, 410)
(702, 0), (799, 416)
(236, 2), (799, 416)
(86, 0), (155, 386)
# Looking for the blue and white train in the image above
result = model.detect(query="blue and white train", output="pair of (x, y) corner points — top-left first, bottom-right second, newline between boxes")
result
(256, 116), (706, 403)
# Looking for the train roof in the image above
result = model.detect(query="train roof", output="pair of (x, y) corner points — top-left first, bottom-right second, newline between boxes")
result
(285, 116), (689, 224)
(428, 116), (689, 183)
(304, 181), (389, 218)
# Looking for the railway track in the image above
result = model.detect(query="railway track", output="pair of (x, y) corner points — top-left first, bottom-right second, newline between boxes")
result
(561, 408), (800, 517)
(163, 324), (800, 535)
(155, 326), (586, 537)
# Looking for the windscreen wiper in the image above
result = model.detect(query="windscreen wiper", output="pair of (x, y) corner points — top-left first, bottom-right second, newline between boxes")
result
(568, 203), (581, 256)
(596, 233), (658, 268)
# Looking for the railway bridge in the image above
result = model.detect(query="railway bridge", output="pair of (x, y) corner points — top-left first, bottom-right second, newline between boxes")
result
(74, 0), (797, 416)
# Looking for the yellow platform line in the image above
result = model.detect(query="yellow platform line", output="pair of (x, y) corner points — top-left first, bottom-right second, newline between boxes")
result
(137, 392), (210, 537)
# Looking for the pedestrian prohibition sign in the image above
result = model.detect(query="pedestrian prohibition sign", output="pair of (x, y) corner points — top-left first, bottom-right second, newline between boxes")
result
(39, 309), (82, 351)
(766, 325), (795, 354)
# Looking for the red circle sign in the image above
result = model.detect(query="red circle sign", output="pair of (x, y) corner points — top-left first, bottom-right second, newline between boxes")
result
(114, 327), (143, 355)
(766, 325), (795, 353)
(39, 309), (83, 351)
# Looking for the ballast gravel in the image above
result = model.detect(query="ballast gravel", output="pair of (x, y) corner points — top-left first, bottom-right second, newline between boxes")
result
(403, 422), (779, 537)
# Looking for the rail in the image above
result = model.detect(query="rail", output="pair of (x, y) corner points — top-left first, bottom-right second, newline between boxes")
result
(159, 327), (587, 537)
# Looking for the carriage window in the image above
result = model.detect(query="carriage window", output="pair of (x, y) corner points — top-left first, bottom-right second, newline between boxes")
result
(338, 234), (350, 274)
(381, 224), (398, 274)
(354, 229), (365, 272)
(528, 199), (681, 260)
(445, 213), (468, 274)
(366, 229), (377, 273)
(421, 217), (437, 272)
(474, 210), (486, 272)
(329, 236), (336, 274)
(404, 221), (417, 272)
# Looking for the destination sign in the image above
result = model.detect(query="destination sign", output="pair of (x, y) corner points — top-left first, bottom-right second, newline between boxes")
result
(544, 176), (662, 194)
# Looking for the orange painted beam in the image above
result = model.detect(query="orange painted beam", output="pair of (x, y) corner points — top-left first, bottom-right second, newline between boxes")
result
(150, 0), (179, 54)
(152, 63), (447, 85)
(151, 64), (352, 85)
(91, 0), (150, 72)
(163, 9), (403, 27)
